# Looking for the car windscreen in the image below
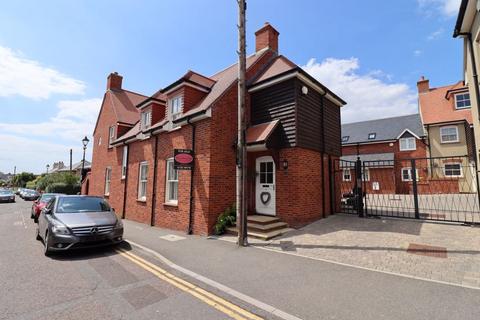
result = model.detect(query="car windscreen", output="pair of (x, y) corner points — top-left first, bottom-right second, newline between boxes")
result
(56, 197), (111, 213)
(0, 191), (12, 195)
(40, 194), (55, 202)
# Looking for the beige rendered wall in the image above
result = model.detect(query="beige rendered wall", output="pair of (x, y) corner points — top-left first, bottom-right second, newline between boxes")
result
(428, 124), (469, 158)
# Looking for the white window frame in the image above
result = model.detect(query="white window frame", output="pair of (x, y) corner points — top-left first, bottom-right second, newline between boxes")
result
(368, 133), (376, 140)
(121, 145), (128, 179)
(401, 167), (419, 182)
(104, 167), (112, 195)
(443, 163), (463, 177)
(362, 167), (370, 182)
(342, 168), (351, 181)
(454, 92), (471, 109)
(141, 110), (152, 130)
(399, 137), (416, 151)
(440, 126), (459, 143)
(108, 126), (115, 145)
(169, 95), (183, 122)
(137, 162), (148, 201)
(165, 158), (179, 204)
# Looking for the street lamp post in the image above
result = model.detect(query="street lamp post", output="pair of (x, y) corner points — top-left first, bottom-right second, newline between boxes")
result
(46, 164), (50, 174)
(81, 136), (89, 180)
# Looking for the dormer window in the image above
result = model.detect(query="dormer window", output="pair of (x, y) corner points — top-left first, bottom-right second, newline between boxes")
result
(455, 92), (471, 109)
(342, 136), (349, 143)
(169, 95), (183, 122)
(141, 110), (152, 130)
(368, 133), (376, 140)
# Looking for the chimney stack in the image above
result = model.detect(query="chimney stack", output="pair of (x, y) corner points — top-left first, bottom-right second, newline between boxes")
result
(255, 22), (279, 53)
(417, 76), (429, 94)
(107, 72), (123, 90)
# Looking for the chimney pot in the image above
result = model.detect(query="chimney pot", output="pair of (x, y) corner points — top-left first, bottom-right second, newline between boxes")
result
(255, 22), (279, 53)
(107, 72), (123, 90)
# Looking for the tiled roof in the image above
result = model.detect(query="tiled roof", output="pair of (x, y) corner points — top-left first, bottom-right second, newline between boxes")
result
(108, 89), (148, 124)
(342, 114), (424, 145)
(251, 56), (297, 85)
(246, 120), (279, 144)
(419, 81), (473, 125)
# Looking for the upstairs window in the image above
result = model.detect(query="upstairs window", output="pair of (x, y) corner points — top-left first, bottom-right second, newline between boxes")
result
(141, 111), (152, 130)
(362, 167), (370, 181)
(401, 168), (419, 182)
(368, 133), (376, 140)
(342, 136), (349, 143)
(440, 126), (459, 143)
(108, 126), (115, 145)
(169, 95), (183, 122)
(399, 137), (416, 151)
(455, 93), (471, 109)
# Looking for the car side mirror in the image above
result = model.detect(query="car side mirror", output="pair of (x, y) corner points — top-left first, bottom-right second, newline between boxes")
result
(43, 208), (52, 215)
(33, 200), (38, 204)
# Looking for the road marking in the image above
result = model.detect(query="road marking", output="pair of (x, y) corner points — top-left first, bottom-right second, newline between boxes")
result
(16, 210), (27, 229)
(116, 248), (263, 320)
(125, 240), (303, 320)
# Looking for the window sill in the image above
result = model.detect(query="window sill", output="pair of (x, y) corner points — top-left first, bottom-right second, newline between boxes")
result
(104, 194), (110, 197)
(163, 201), (178, 207)
(168, 126), (182, 132)
(137, 198), (147, 203)
(399, 149), (416, 152)
(440, 140), (460, 144)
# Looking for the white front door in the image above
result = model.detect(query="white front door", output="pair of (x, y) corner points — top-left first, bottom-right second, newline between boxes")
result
(255, 156), (276, 216)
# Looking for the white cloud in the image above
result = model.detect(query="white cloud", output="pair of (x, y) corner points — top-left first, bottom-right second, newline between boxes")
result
(0, 98), (101, 173)
(303, 58), (417, 124)
(413, 49), (423, 57)
(417, 0), (461, 17)
(427, 28), (444, 40)
(0, 46), (85, 100)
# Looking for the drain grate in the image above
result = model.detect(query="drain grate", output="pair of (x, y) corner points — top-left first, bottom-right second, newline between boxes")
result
(407, 243), (447, 258)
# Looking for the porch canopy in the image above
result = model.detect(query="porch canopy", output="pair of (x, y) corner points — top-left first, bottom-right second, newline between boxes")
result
(341, 152), (394, 167)
(246, 120), (280, 152)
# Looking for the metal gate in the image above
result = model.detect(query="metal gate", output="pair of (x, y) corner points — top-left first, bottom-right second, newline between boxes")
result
(334, 156), (480, 224)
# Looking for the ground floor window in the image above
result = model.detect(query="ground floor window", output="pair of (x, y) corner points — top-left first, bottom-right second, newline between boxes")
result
(401, 168), (419, 181)
(165, 159), (178, 204)
(362, 167), (370, 181)
(104, 167), (111, 195)
(138, 162), (148, 201)
(444, 163), (462, 177)
(343, 168), (351, 181)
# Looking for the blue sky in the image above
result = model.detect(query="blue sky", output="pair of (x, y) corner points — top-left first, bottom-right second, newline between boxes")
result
(0, 0), (463, 173)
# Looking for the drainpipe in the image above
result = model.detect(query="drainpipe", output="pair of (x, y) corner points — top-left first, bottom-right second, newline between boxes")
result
(187, 118), (196, 235)
(121, 143), (129, 219)
(150, 135), (159, 226)
(319, 91), (327, 218)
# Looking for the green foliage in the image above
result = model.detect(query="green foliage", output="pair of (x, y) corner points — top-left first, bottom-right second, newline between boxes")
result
(36, 172), (80, 193)
(12, 172), (36, 188)
(213, 204), (236, 235)
(45, 182), (81, 195)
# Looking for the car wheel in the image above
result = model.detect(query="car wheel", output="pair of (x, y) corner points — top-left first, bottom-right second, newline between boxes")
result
(44, 231), (51, 256)
(30, 210), (34, 219)
(36, 227), (41, 241)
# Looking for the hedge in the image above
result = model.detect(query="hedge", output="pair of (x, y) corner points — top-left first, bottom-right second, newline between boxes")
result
(45, 182), (81, 195)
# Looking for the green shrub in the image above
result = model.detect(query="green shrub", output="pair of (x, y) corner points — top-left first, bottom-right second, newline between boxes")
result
(45, 182), (81, 195)
(36, 172), (79, 192)
(213, 204), (236, 235)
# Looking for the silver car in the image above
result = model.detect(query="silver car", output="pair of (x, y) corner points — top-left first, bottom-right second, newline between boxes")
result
(36, 195), (124, 256)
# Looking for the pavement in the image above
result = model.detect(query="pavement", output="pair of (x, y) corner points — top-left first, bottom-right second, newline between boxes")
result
(2, 199), (480, 320)
(221, 214), (480, 289)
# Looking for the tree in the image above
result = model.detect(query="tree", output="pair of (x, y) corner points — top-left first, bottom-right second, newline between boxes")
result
(36, 172), (80, 193)
(12, 172), (36, 188)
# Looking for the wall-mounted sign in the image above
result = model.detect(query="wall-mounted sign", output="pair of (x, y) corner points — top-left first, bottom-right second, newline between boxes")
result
(174, 149), (194, 170)
(372, 182), (380, 191)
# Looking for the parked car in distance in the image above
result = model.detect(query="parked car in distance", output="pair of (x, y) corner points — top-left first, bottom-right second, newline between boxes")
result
(19, 189), (32, 199)
(23, 190), (40, 201)
(31, 193), (64, 222)
(15, 188), (23, 195)
(36, 195), (124, 256)
(0, 190), (15, 203)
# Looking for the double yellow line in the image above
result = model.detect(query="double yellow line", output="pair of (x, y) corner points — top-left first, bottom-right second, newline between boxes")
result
(116, 248), (263, 320)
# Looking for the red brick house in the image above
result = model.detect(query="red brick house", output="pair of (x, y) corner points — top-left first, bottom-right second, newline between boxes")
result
(84, 23), (345, 236)
(341, 114), (428, 194)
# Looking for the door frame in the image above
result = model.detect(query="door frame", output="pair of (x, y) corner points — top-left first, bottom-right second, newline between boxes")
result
(255, 155), (276, 216)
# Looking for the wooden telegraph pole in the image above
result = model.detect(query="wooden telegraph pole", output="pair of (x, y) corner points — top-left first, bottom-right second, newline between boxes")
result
(237, 0), (248, 246)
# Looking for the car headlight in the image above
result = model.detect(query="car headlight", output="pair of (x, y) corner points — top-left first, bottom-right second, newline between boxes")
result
(52, 224), (70, 235)
(115, 219), (123, 229)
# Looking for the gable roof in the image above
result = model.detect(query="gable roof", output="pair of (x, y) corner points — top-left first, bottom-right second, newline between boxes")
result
(341, 114), (424, 145)
(93, 89), (148, 134)
(251, 55), (297, 84)
(418, 81), (473, 125)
